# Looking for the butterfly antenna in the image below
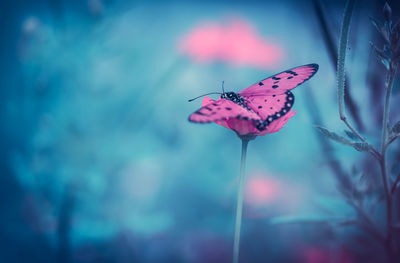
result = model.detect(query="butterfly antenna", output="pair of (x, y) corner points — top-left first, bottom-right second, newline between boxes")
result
(222, 81), (225, 94)
(188, 92), (222, 102)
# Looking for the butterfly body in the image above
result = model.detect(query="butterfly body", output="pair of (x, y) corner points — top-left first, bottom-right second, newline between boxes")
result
(189, 64), (319, 132)
(220, 92), (253, 111)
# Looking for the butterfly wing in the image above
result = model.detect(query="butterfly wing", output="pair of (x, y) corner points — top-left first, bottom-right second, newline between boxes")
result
(244, 91), (294, 126)
(188, 99), (261, 123)
(239, 64), (319, 96)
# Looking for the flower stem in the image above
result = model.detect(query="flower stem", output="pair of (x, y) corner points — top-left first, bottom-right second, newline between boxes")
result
(380, 64), (397, 257)
(233, 138), (249, 263)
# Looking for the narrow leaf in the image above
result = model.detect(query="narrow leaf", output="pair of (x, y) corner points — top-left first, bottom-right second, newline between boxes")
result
(352, 142), (371, 152)
(316, 126), (353, 146)
(370, 17), (390, 43)
(383, 2), (392, 22)
(380, 56), (390, 70)
(337, 0), (356, 118)
(345, 130), (360, 141)
(392, 120), (400, 134)
(370, 43), (390, 69)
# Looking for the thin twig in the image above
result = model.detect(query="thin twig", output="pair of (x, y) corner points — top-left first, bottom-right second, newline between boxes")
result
(385, 134), (400, 149)
(380, 64), (397, 252)
(390, 174), (400, 195)
(342, 117), (381, 159)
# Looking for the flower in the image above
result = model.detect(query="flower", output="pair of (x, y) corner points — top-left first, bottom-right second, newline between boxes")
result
(179, 19), (284, 69)
(202, 96), (296, 138)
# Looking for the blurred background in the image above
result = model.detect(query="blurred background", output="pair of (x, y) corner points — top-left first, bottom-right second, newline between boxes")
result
(1, 0), (399, 262)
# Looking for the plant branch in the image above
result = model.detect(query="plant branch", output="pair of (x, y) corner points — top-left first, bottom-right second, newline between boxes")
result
(380, 64), (397, 251)
(391, 174), (400, 195)
(380, 65), (397, 195)
(385, 134), (400, 150)
(343, 117), (381, 159)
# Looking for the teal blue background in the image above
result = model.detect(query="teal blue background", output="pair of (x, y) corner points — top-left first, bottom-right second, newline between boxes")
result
(0, 0), (398, 262)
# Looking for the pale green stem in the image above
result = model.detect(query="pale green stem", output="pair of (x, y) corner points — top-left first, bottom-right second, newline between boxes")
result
(336, 0), (380, 159)
(337, 0), (355, 118)
(233, 138), (249, 263)
(380, 65), (397, 254)
(381, 66), (396, 195)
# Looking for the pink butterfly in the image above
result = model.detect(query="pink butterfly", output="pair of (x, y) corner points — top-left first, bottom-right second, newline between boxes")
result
(188, 64), (319, 136)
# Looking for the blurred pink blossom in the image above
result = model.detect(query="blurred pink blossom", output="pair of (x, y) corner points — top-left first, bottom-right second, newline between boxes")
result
(180, 19), (284, 69)
(244, 175), (281, 206)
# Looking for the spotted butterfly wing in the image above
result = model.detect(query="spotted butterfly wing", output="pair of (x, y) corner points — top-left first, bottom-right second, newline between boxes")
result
(189, 63), (318, 130)
(239, 64), (318, 127)
(244, 91), (295, 127)
(188, 98), (261, 123)
(239, 64), (319, 96)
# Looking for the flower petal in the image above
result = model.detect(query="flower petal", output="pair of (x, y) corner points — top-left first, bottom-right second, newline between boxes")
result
(200, 96), (295, 137)
(215, 119), (230, 129)
(226, 118), (259, 135)
(257, 110), (296, 135)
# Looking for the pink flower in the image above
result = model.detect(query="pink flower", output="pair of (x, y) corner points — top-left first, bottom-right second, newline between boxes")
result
(179, 19), (284, 69)
(202, 96), (296, 137)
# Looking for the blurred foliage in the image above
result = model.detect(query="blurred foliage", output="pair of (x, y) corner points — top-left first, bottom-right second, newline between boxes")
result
(1, 0), (399, 262)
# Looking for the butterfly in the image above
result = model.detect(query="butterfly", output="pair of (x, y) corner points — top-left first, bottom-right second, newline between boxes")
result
(188, 64), (319, 131)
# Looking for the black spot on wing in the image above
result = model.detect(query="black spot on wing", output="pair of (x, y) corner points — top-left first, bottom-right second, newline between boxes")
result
(258, 91), (295, 130)
(272, 85), (279, 89)
(225, 107), (232, 110)
(241, 64), (318, 98)
(236, 115), (250, 120)
(258, 82), (264, 86)
(285, 70), (298, 76)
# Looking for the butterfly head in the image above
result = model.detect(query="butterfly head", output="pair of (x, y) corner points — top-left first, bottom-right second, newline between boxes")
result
(220, 81), (237, 100)
(221, 92), (250, 110)
(221, 91), (238, 100)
